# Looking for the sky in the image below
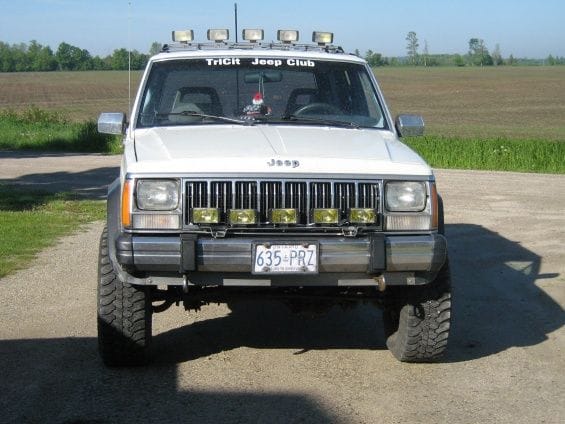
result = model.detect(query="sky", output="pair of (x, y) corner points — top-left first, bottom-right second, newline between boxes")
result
(1, 0), (564, 58)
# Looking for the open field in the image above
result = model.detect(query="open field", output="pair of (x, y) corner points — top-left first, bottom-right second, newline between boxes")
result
(0, 71), (142, 122)
(375, 66), (565, 141)
(1, 66), (564, 140)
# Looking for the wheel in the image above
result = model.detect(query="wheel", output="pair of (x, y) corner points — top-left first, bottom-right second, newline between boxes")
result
(293, 102), (342, 116)
(97, 227), (152, 366)
(383, 260), (452, 362)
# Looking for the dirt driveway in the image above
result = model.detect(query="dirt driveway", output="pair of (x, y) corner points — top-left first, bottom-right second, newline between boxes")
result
(0, 154), (563, 423)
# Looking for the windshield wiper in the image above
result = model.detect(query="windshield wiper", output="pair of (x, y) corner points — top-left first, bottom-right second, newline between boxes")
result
(156, 111), (253, 125)
(281, 114), (360, 129)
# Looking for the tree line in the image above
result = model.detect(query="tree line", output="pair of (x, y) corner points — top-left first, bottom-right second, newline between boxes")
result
(361, 31), (565, 67)
(0, 40), (162, 72)
(1, 37), (563, 72)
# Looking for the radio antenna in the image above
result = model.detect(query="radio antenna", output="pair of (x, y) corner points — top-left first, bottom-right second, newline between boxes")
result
(234, 3), (238, 42)
(128, 1), (132, 117)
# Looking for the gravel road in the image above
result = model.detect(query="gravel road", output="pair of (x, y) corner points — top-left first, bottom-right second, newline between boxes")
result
(0, 153), (564, 423)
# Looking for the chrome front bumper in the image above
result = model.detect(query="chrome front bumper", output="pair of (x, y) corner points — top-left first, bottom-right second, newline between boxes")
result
(115, 233), (447, 286)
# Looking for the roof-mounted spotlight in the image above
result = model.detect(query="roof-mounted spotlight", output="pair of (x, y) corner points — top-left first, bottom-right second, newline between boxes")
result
(172, 30), (194, 43)
(277, 30), (299, 44)
(242, 29), (264, 43)
(312, 31), (334, 46)
(207, 29), (229, 42)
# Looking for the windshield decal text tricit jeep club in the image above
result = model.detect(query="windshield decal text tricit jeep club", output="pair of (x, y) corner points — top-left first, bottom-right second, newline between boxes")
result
(205, 58), (316, 67)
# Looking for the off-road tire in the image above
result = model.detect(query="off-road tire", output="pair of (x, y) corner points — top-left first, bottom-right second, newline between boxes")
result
(383, 260), (451, 362)
(97, 227), (152, 366)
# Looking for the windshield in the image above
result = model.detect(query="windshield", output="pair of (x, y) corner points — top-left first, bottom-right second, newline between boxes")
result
(136, 57), (388, 129)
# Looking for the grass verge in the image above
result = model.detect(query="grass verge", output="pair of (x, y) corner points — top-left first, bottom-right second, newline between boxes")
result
(0, 106), (122, 153)
(404, 136), (565, 174)
(0, 185), (106, 278)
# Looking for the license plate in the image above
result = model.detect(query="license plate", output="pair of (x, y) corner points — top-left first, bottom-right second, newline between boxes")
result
(253, 243), (318, 274)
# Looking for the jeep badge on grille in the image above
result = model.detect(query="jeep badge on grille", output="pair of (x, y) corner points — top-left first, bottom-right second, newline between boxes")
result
(267, 158), (300, 168)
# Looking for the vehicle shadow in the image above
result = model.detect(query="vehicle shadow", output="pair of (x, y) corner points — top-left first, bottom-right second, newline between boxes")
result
(0, 338), (342, 423)
(153, 302), (383, 365)
(0, 167), (119, 200)
(445, 223), (563, 362)
(149, 222), (563, 364)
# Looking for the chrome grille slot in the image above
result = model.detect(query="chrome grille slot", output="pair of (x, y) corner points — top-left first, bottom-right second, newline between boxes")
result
(310, 182), (332, 209)
(286, 181), (307, 221)
(187, 181), (207, 208)
(210, 181), (232, 214)
(260, 182), (282, 220)
(235, 181), (257, 209)
(358, 183), (379, 209)
(334, 182), (355, 217)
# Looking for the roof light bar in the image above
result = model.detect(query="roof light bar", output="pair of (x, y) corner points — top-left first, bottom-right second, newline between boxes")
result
(277, 30), (299, 43)
(172, 30), (194, 43)
(312, 31), (334, 45)
(242, 28), (264, 43)
(207, 29), (229, 42)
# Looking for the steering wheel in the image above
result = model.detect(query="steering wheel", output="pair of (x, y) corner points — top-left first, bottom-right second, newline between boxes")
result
(293, 102), (342, 116)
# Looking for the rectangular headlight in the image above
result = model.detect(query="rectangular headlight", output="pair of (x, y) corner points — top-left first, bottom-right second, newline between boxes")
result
(136, 179), (179, 211)
(385, 181), (426, 212)
(349, 208), (377, 224)
(270, 208), (298, 224)
(192, 208), (220, 224)
(313, 208), (339, 224)
(229, 209), (257, 225)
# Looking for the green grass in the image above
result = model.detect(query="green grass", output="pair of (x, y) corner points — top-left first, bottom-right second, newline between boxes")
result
(405, 136), (565, 174)
(0, 106), (122, 153)
(0, 185), (106, 278)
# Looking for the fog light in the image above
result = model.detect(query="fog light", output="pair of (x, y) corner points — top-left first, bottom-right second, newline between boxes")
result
(312, 31), (333, 45)
(349, 208), (377, 224)
(270, 208), (298, 224)
(277, 30), (299, 43)
(192, 208), (220, 224)
(242, 29), (264, 42)
(313, 208), (339, 224)
(229, 209), (257, 225)
(207, 29), (229, 42)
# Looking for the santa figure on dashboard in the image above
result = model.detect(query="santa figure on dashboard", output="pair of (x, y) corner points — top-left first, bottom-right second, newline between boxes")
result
(242, 92), (271, 117)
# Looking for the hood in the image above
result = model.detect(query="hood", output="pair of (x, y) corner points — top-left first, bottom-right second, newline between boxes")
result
(130, 125), (431, 177)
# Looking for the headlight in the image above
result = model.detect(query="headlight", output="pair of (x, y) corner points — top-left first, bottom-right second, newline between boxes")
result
(136, 179), (179, 210)
(385, 181), (426, 212)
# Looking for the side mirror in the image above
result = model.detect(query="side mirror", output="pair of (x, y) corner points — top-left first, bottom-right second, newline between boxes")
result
(395, 114), (425, 137)
(98, 112), (126, 135)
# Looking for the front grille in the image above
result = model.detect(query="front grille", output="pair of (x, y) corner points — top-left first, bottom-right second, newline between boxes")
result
(185, 179), (381, 226)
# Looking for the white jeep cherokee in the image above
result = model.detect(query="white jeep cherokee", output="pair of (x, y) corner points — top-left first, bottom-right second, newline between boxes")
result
(97, 29), (451, 366)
